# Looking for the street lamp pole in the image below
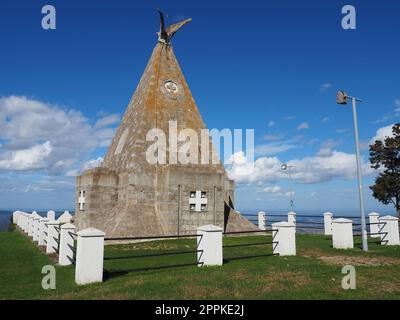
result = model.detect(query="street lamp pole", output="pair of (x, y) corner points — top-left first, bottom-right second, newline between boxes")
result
(288, 166), (294, 212)
(337, 91), (368, 252)
(351, 97), (368, 252)
(281, 164), (295, 212)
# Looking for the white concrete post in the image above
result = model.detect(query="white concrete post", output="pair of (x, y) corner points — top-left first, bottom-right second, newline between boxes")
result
(324, 212), (333, 236)
(19, 212), (24, 228)
(14, 211), (19, 226)
(23, 213), (30, 233)
(288, 211), (296, 233)
(58, 211), (73, 223)
(21, 214), (27, 232)
(272, 221), (296, 256)
(59, 223), (76, 266)
(47, 210), (56, 221)
(16, 212), (22, 227)
(17, 212), (22, 228)
(26, 215), (31, 234)
(46, 220), (61, 254)
(379, 215), (400, 246)
(288, 211), (296, 224)
(38, 218), (49, 246)
(17, 212), (23, 227)
(33, 215), (42, 242)
(258, 211), (266, 230)
(332, 218), (354, 249)
(368, 212), (380, 238)
(28, 212), (36, 237)
(28, 214), (33, 233)
(12, 211), (18, 224)
(197, 225), (223, 266)
(75, 228), (105, 285)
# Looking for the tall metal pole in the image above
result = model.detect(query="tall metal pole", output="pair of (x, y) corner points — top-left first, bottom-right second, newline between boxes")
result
(288, 166), (294, 212)
(351, 98), (368, 251)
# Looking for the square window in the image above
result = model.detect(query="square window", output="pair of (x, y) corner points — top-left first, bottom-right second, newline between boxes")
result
(201, 192), (206, 198)
(190, 204), (196, 211)
(190, 191), (196, 198)
(201, 204), (207, 211)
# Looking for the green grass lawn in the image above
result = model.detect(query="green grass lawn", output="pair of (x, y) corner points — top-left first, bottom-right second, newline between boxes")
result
(0, 229), (399, 300)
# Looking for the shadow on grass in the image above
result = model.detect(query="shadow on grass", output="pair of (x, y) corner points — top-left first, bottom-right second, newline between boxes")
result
(223, 253), (278, 264)
(103, 253), (278, 281)
(103, 262), (201, 281)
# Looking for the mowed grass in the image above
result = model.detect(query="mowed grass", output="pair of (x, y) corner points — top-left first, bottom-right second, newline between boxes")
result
(0, 230), (399, 300)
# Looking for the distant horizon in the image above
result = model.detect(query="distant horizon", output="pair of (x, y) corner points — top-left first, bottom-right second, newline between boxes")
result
(1, 1), (399, 212)
(1, 207), (397, 216)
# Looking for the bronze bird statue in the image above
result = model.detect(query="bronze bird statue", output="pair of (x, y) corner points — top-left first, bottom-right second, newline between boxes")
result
(156, 9), (192, 44)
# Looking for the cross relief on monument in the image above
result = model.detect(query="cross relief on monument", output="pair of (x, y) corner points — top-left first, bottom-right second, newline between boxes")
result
(189, 191), (207, 212)
(78, 190), (86, 211)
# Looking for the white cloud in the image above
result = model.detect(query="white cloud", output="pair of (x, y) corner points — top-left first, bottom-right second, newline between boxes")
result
(227, 150), (374, 185)
(66, 157), (104, 177)
(0, 141), (52, 170)
(297, 122), (310, 130)
(317, 139), (341, 156)
(262, 134), (285, 142)
(317, 147), (333, 157)
(319, 83), (332, 92)
(95, 114), (120, 128)
(267, 121), (275, 128)
(321, 139), (341, 149)
(369, 124), (395, 145)
(227, 151), (282, 184)
(83, 157), (103, 170)
(262, 186), (282, 194)
(0, 96), (116, 173)
(321, 117), (330, 123)
(23, 185), (54, 193)
(289, 151), (374, 184)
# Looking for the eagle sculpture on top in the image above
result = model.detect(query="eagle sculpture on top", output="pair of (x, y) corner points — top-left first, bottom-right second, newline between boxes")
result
(156, 9), (192, 44)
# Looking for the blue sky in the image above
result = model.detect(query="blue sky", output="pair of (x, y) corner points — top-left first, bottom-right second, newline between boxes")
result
(0, 0), (399, 214)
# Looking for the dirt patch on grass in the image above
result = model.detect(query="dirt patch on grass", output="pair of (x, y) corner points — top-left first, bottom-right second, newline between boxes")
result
(300, 248), (400, 266)
(357, 273), (400, 294)
(181, 284), (227, 299)
(317, 255), (399, 266)
(92, 292), (131, 300)
(122, 278), (145, 287)
(56, 288), (132, 300)
(230, 269), (253, 281)
(255, 271), (312, 293)
(180, 271), (311, 299)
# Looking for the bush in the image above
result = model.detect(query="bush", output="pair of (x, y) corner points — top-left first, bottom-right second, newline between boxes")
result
(8, 214), (15, 232)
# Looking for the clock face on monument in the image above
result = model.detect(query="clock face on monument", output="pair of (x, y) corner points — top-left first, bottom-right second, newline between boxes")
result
(162, 80), (183, 100)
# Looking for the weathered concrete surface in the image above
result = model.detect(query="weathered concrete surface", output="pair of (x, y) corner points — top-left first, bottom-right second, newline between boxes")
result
(75, 16), (253, 237)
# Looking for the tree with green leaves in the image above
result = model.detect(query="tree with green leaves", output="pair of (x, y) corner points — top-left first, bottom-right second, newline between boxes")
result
(369, 123), (400, 215)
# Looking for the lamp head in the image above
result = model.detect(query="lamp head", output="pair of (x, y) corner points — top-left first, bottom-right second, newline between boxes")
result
(336, 91), (348, 105)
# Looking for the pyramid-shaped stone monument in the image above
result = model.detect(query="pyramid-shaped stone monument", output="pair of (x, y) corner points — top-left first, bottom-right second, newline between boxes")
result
(74, 11), (256, 237)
